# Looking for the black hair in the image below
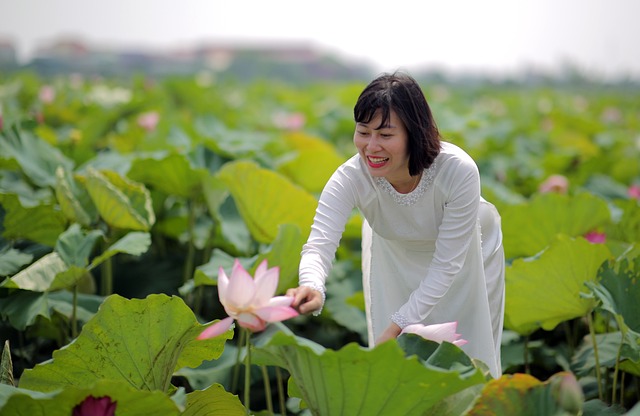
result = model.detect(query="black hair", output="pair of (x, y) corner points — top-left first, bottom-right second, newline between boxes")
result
(353, 71), (441, 176)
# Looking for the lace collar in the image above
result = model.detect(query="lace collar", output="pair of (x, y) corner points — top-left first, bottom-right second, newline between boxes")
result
(374, 161), (437, 206)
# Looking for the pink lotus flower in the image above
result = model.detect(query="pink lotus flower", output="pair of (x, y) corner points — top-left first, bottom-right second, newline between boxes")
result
(39, 85), (56, 104)
(584, 231), (606, 244)
(136, 111), (160, 132)
(400, 321), (468, 347)
(72, 396), (117, 416)
(628, 184), (640, 200)
(198, 260), (299, 339)
(539, 174), (569, 194)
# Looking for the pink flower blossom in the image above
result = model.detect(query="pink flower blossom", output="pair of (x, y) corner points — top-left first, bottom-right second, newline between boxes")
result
(584, 231), (606, 244)
(628, 184), (640, 200)
(198, 260), (299, 339)
(273, 111), (306, 130)
(39, 85), (56, 104)
(400, 321), (468, 347)
(72, 396), (117, 416)
(539, 174), (569, 194)
(136, 111), (160, 132)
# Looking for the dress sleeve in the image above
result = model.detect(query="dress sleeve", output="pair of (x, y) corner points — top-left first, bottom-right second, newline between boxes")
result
(393, 156), (481, 327)
(298, 166), (358, 310)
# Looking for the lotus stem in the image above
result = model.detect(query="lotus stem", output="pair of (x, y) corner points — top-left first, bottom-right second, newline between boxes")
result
(587, 311), (604, 401)
(183, 201), (196, 283)
(244, 327), (252, 414)
(524, 335), (530, 374)
(612, 335), (624, 404)
(261, 365), (273, 415)
(276, 367), (286, 415)
(232, 328), (245, 394)
(71, 285), (78, 338)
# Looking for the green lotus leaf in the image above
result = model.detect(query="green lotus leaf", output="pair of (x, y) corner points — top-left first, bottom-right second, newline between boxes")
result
(0, 128), (74, 188)
(501, 192), (611, 259)
(88, 231), (151, 269)
(127, 152), (208, 198)
(0, 379), (181, 416)
(55, 223), (103, 268)
(216, 160), (317, 244)
(0, 252), (67, 291)
(19, 294), (232, 393)
(54, 166), (98, 226)
(504, 235), (611, 335)
(587, 257), (640, 336)
(253, 223), (307, 294)
(251, 331), (485, 416)
(183, 383), (246, 416)
(0, 248), (33, 277)
(467, 372), (584, 416)
(84, 167), (155, 231)
(571, 331), (640, 377)
(0, 192), (66, 247)
(275, 132), (346, 193)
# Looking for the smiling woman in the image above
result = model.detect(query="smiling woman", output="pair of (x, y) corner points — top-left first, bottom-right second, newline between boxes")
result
(287, 71), (506, 379)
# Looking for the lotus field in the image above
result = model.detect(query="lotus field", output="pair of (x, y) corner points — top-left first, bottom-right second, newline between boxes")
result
(0, 71), (639, 415)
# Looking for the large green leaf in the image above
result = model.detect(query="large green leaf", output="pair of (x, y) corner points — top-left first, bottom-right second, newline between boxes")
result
(54, 166), (99, 227)
(0, 128), (74, 188)
(504, 235), (611, 335)
(467, 372), (584, 416)
(183, 383), (246, 416)
(275, 132), (346, 193)
(0, 248), (33, 277)
(88, 231), (151, 269)
(253, 223), (307, 294)
(127, 152), (208, 198)
(587, 257), (640, 336)
(19, 294), (232, 393)
(0, 192), (66, 247)
(0, 252), (67, 291)
(251, 331), (485, 416)
(84, 167), (155, 231)
(501, 192), (611, 259)
(0, 290), (102, 332)
(54, 223), (103, 268)
(216, 160), (317, 244)
(0, 380), (181, 415)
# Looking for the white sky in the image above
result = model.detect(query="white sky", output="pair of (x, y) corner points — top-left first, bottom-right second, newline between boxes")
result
(1, 0), (639, 79)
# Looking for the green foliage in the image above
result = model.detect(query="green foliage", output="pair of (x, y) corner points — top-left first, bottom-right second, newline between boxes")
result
(1, 71), (639, 413)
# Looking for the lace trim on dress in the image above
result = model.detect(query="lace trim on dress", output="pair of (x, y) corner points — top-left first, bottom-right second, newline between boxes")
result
(374, 161), (437, 206)
(301, 282), (326, 316)
(391, 311), (411, 329)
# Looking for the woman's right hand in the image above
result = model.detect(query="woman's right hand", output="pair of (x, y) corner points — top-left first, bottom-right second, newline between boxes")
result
(286, 286), (323, 314)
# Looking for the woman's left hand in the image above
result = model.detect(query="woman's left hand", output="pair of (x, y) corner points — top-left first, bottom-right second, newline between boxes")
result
(375, 323), (402, 345)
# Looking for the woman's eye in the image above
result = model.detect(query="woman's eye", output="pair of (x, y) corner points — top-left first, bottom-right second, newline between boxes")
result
(357, 131), (369, 136)
(381, 134), (392, 138)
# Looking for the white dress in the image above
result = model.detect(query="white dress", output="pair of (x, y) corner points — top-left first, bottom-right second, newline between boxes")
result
(298, 141), (505, 378)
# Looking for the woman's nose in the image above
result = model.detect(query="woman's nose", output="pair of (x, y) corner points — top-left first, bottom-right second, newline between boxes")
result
(366, 135), (382, 151)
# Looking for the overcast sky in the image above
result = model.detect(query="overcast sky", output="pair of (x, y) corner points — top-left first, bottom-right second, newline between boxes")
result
(1, 0), (639, 79)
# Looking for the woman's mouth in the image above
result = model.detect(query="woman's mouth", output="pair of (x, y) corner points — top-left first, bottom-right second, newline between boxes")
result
(367, 156), (389, 168)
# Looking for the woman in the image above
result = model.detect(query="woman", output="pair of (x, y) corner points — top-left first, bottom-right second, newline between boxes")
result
(286, 72), (505, 378)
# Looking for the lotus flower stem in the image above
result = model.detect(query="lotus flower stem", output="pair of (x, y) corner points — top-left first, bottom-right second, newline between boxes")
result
(244, 327), (252, 414)
(183, 201), (197, 283)
(71, 285), (78, 338)
(232, 328), (245, 394)
(612, 337), (624, 404)
(276, 367), (286, 415)
(587, 311), (604, 400)
(261, 365), (274, 414)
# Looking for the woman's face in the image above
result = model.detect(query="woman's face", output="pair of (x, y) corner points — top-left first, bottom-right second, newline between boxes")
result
(353, 109), (411, 183)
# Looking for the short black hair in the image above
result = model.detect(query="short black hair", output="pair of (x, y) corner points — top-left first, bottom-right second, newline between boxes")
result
(353, 71), (441, 176)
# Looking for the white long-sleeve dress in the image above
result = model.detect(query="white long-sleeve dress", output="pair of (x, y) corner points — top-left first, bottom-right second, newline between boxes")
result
(298, 141), (505, 378)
